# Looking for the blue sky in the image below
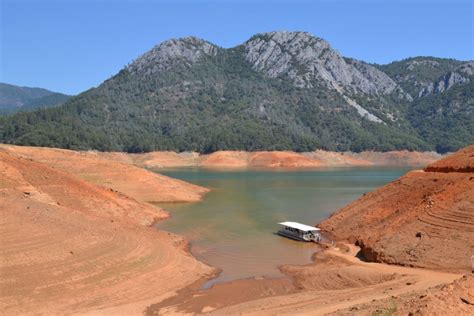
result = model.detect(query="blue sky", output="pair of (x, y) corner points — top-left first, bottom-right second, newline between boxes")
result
(1, 0), (473, 95)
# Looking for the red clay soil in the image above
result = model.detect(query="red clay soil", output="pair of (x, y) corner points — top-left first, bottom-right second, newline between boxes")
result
(394, 274), (474, 315)
(0, 145), (209, 203)
(98, 151), (200, 169)
(199, 150), (371, 168)
(306, 150), (373, 166)
(347, 150), (443, 166)
(0, 151), (214, 314)
(425, 144), (474, 173)
(72, 149), (442, 169)
(199, 151), (250, 168)
(329, 274), (474, 316)
(248, 151), (324, 168)
(178, 245), (461, 316)
(319, 145), (474, 271)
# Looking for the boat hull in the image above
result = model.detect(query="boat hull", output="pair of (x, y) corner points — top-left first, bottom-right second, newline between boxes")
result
(277, 230), (311, 242)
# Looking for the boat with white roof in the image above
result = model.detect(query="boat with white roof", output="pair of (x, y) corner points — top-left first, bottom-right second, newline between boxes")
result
(278, 221), (321, 242)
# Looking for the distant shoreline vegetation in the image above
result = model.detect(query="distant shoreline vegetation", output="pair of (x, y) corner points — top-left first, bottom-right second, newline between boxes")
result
(1, 32), (472, 154)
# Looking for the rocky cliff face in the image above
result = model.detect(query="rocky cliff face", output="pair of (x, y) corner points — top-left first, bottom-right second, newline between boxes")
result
(127, 36), (218, 75)
(379, 57), (472, 99)
(418, 72), (470, 97)
(244, 31), (400, 96)
(1, 31), (472, 154)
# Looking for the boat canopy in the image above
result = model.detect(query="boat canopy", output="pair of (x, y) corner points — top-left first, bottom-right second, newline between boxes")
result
(279, 221), (320, 232)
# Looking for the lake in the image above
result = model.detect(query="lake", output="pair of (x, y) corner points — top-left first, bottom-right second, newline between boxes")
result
(155, 167), (410, 286)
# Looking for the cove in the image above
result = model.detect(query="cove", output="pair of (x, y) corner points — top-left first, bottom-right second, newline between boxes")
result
(155, 167), (411, 286)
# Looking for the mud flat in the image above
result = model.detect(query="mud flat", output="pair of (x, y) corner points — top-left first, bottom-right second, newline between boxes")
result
(0, 150), (214, 314)
(145, 244), (463, 315)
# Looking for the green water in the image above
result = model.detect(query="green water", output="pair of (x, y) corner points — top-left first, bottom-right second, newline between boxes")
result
(155, 167), (410, 286)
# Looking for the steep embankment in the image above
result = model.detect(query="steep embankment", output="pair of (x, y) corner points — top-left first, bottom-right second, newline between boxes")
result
(347, 150), (443, 166)
(0, 144), (209, 202)
(98, 151), (200, 169)
(0, 151), (214, 314)
(319, 145), (474, 271)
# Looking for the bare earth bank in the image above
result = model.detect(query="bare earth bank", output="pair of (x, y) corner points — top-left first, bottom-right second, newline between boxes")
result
(1, 144), (471, 315)
(93, 149), (444, 169)
(146, 146), (473, 315)
(0, 149), (214, 314)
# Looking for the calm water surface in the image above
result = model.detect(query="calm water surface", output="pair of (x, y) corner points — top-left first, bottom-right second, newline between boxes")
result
(155, 167), (411, 286)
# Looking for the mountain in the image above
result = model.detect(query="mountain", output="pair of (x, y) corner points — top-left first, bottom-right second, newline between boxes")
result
(0, 31), (472, 153)
(0, 83), (71, 115)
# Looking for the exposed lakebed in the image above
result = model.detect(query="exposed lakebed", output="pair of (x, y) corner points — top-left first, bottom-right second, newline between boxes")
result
(155, 167), (411, 286)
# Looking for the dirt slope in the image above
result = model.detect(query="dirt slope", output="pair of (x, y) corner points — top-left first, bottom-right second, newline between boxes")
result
(98, 151), (200, 169)
(248, 151), (324, 168)
(0, 144), (209, 202)
(169, 245), (461, 316)
(319, 145), (474, 271)
(0, 151), (214, 314)
(347, 150), (443, 166)
(199, 151), (250, 168)
(70, 149), (441, 169)
(425, 144), (474, 172)
(329, 274), (474, 316)
(305, 150), (373, 166)
(199, 151), (371, 168)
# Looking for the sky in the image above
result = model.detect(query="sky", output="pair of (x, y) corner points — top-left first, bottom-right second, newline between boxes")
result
(1, 0), (473, 95)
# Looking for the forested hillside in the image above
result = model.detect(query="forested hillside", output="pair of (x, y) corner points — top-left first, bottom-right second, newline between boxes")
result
(0, 83), (70, 115)
(1, 32), (472, 153)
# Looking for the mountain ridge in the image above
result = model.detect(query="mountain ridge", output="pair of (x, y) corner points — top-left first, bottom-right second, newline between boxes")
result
(0, 83), (71, 115)
(0, 31), (472, 153)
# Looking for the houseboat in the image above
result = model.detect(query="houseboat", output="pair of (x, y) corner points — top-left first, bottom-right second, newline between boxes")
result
(278, 221), (321, 242)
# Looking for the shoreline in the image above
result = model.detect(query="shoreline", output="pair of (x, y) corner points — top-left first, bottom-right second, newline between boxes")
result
(143, 241), (464, 315)
(2, 144), (471, 314)
(96, 149), (445, 170)
(146, 146), (473, 314)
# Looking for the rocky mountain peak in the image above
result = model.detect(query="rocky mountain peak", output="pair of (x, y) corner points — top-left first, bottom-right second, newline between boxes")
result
(250, 30), (326, 45)
(243, 31), (400, 96)
(127, 36), (218, 75)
